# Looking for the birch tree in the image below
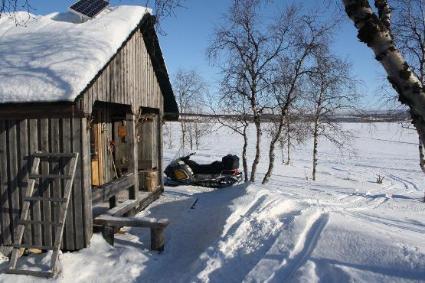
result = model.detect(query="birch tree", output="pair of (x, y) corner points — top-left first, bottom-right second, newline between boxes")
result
(209, 0), (298, 182)
(262, 12), (334, 184)
(173, 70), (207, 150)
(307, 52), (358, 181)
(342, 0), (425, 172)
(279, 108), (308, 165)
(213, 93), (251, 183)
(390, 0), (425, 172)
(0, 0), (30, 16)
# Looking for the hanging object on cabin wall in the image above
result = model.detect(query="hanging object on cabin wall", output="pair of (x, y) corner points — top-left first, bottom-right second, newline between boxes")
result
(101, 122), (107, 133)
(108, 140), (116, 154)
(118, 124), (127, 139)
(107, 139), (120, 179)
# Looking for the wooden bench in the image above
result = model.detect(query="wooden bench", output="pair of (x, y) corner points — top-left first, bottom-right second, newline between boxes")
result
(94, 214), (169, 251)
(94, 199), (169, 251)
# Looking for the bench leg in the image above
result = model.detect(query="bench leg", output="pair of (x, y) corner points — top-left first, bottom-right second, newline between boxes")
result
(129, 185), (136, 200)
(109, 196), (117, 209)
(151, 227), (165, 252)
(102, 226), (115, 246)
(126, 207), (137, 217)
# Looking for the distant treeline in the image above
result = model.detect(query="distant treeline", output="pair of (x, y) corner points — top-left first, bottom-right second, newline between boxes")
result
(177, 110), (410, 123)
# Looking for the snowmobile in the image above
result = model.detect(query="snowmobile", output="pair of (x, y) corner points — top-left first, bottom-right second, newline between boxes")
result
(164, 153), (243, 188)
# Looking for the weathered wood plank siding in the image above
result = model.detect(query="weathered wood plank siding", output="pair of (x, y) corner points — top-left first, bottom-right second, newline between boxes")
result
(0, 117), (92, 251)
(0, 15), (171, 252)
(78, 29), (163, 115)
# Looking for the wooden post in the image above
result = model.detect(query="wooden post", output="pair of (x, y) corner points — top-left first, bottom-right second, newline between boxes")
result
(126, 113), (139, 200)
(109, 196), (116, 209)
(151, 227), (165, 252)
(102, 226), (114, 246)
(158, 114), (164, 192)
(129, 185), (136, 200)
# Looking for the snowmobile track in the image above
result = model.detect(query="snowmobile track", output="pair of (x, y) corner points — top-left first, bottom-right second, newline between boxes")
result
(266, 213), (329, 282)
(389, 174), (420, 192)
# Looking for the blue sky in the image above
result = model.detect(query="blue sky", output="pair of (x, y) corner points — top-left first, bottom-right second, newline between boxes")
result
(30, 0), (390, 109)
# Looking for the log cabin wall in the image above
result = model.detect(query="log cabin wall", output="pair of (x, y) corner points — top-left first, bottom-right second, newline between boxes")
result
(75, 17), (166, 194)
(0, 116), (92, 251)
(76, 26), (165, 115)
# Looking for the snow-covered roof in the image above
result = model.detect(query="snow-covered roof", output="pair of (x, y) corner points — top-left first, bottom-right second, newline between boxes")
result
(0, 6), (152, 103)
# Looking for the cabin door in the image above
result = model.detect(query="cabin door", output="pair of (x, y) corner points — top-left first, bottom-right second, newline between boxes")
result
(90, 109), (105, 186)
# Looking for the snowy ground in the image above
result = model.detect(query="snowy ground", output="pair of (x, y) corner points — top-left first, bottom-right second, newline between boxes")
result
(1, 122), (425, 282)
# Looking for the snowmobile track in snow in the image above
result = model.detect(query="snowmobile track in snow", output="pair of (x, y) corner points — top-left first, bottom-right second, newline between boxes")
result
(266, 213), (329, 282)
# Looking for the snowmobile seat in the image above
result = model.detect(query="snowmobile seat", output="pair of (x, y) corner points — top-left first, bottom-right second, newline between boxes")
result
(185, 160), (224, 174)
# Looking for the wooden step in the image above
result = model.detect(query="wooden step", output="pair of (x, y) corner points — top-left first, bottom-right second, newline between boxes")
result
(6, 269), (54, 278)
(106, 199), (139, 217)
(18, 220), (62, 226)
(24, 196), (67, 202)
(29, 174), (72, 179)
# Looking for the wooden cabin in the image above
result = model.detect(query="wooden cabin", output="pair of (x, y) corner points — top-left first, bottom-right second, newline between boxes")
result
(0, 6), (178, 253)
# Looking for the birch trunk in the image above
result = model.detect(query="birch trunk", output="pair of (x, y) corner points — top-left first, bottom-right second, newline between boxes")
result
(286, 117), (291, 165)
(181, 122), (186, 149)
(418, 129), (425, 174)
(195, 121), (200, 150)
(242, 125), (249, 183)
(312, 120), (319, 181)
(262, 116), (285, 184)
(250, 114), (262, 182)
(280, 139), (285, 164)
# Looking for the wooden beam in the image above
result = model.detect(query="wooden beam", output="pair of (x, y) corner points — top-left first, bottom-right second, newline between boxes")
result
(0, 103), (86, 119)
(91, 173), (135, 204)
(94, 215), (169, 229)
(126, 113), (139, 200)
(106, 199), (139, 217)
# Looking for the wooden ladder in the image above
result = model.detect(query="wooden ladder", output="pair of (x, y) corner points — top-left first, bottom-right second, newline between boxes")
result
(6, 152), (79, 278)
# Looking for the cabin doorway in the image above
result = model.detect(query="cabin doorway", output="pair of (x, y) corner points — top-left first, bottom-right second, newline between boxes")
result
(91, 109), (104, 186)
(90, 102), (132, 187)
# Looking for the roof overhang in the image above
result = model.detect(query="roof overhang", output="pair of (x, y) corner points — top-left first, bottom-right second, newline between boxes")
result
(140, 15), (179, 121)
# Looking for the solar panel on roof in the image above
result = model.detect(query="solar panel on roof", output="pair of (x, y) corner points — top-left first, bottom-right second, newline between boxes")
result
(69, 0), (109, 19)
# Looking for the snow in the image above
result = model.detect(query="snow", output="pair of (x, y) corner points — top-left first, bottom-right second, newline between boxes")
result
(0, 6), (151, 103)
(1, 122), (425, 282)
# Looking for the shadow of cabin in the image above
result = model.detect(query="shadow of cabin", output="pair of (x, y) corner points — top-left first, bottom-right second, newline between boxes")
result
(0, 12), (178, 256)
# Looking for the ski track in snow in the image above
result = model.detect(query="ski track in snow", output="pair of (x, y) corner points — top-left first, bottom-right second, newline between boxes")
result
(1, 123), (425, 282)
